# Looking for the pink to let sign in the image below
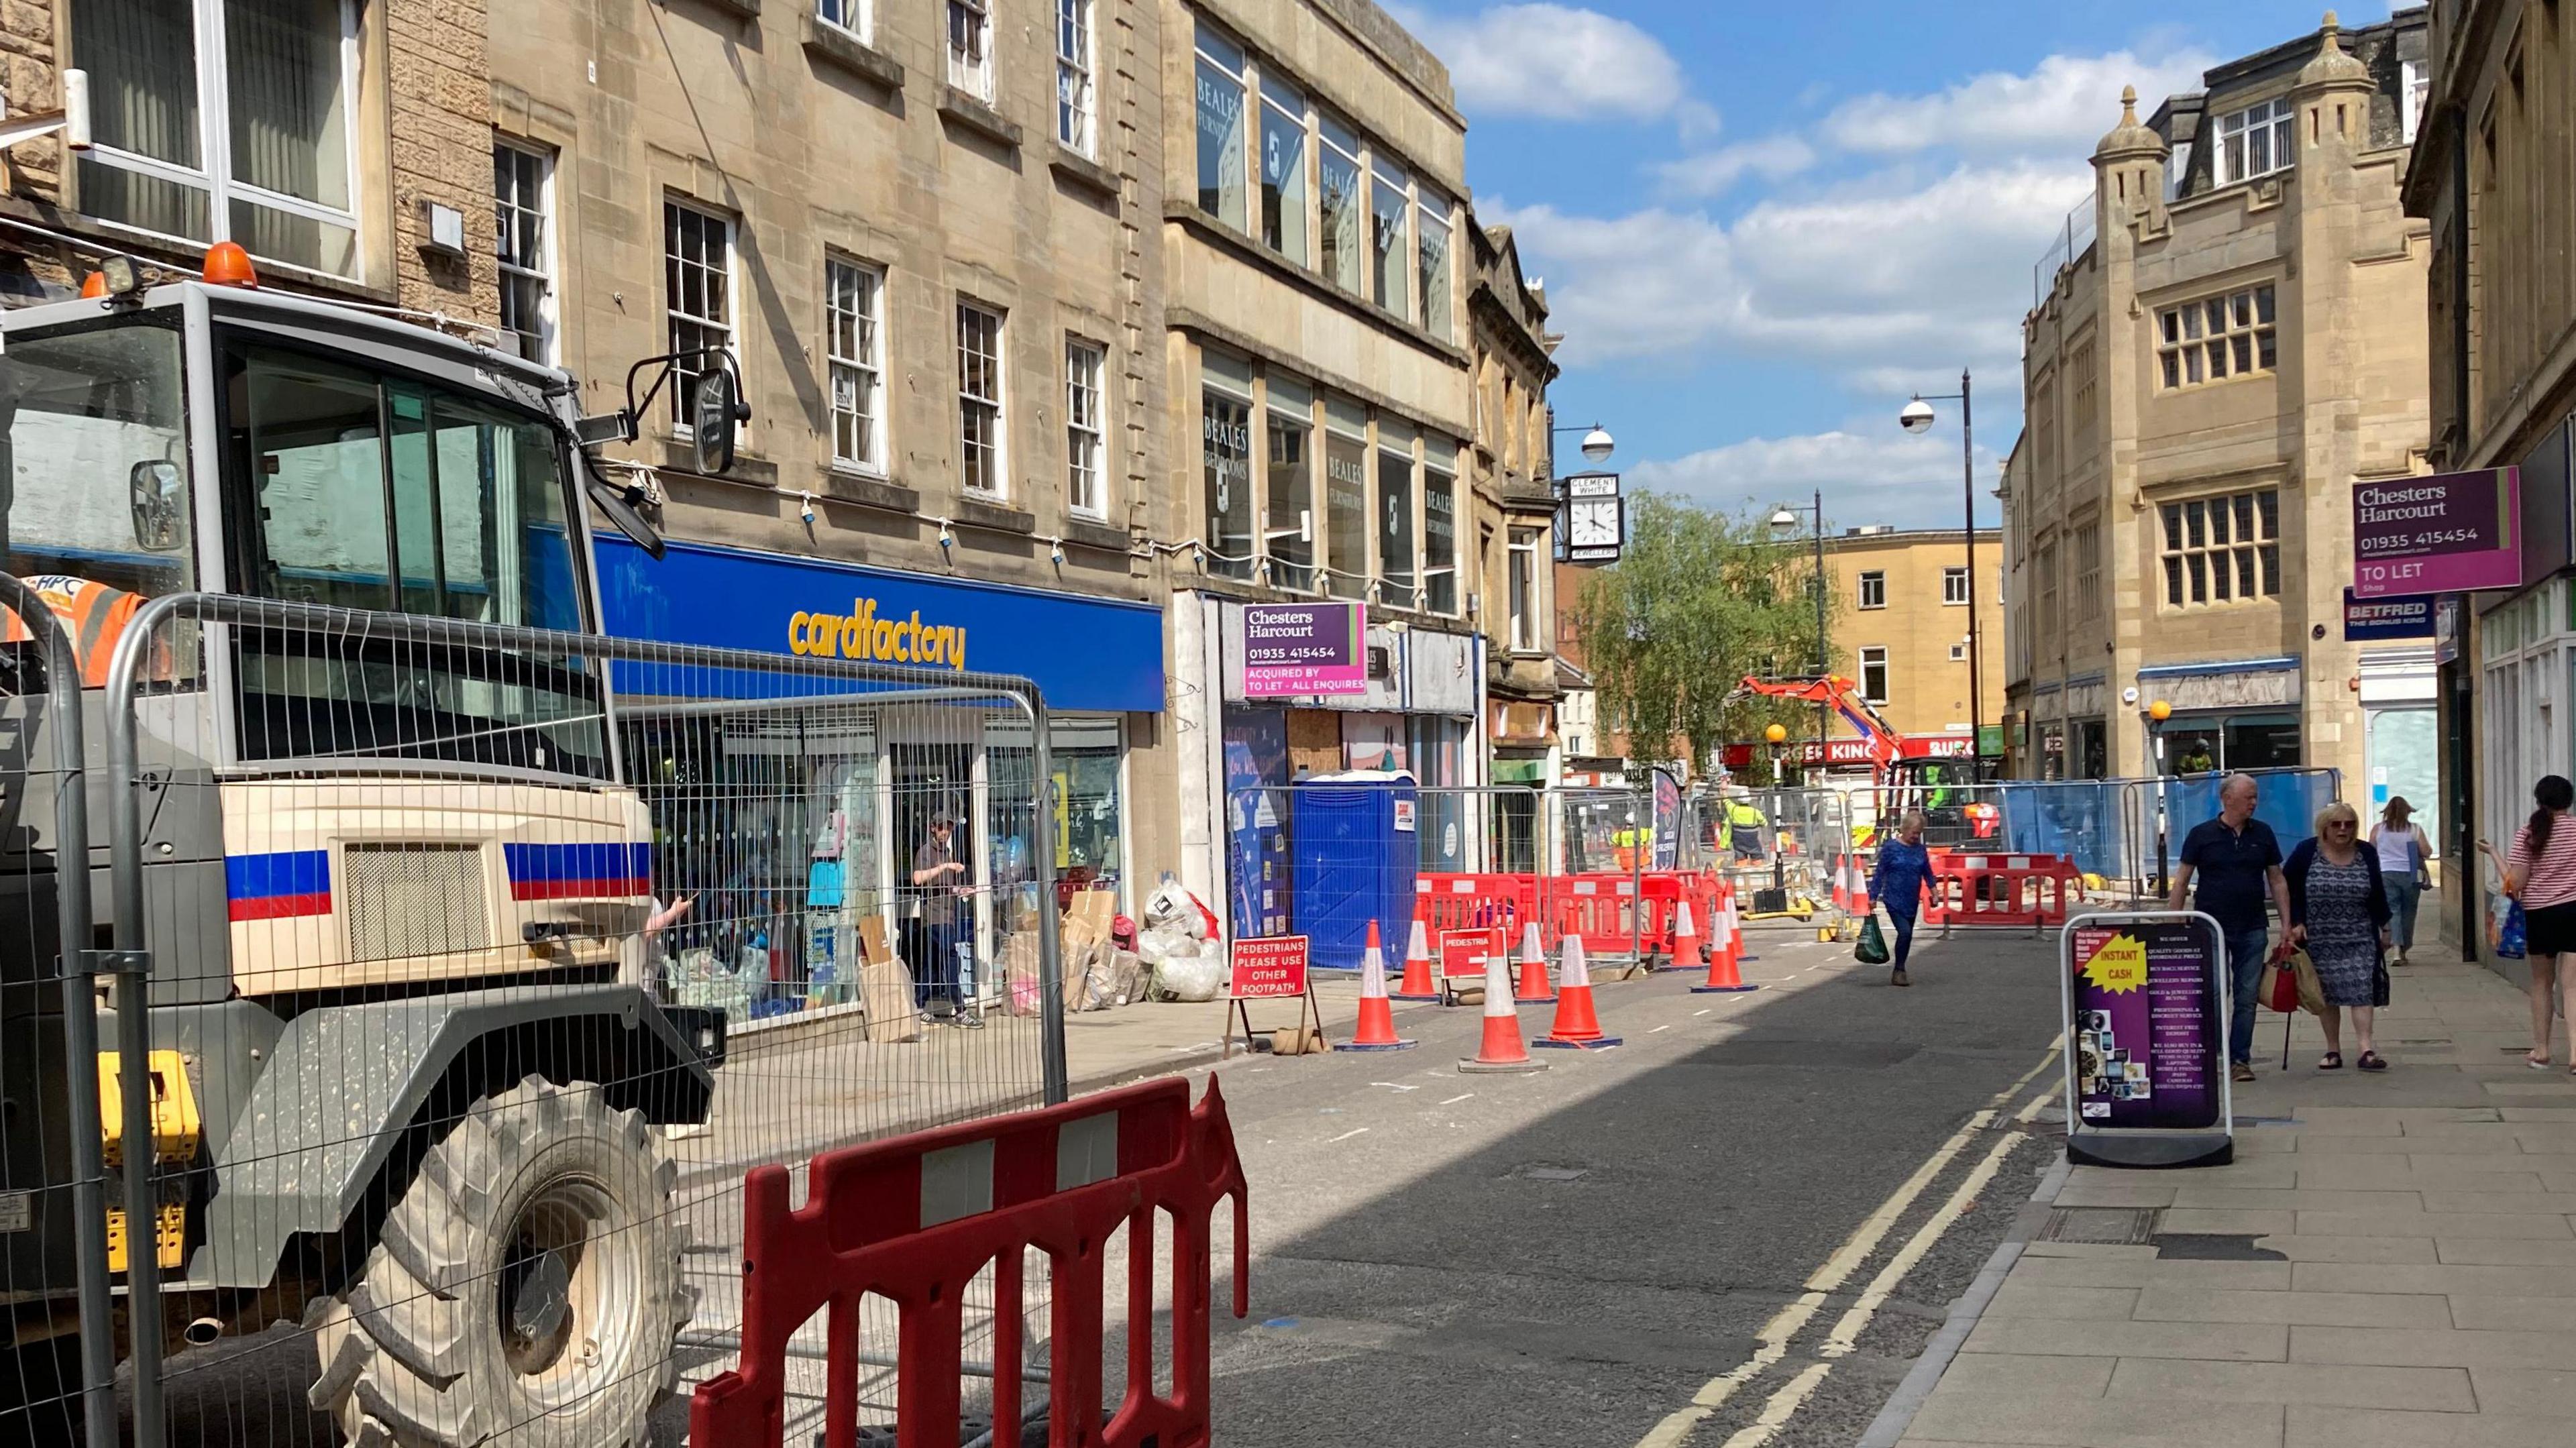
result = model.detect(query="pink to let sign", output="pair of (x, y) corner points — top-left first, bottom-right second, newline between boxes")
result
(1240, 602), (1366, 697)
(1228, 935), (1311, 1000)
(2352, 468), (2522, 598)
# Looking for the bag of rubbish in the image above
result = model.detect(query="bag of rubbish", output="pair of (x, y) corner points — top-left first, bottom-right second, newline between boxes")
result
(1155, 943), (1225, 1003)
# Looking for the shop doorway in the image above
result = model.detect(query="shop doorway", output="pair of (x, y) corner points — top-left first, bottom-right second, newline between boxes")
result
(892, 742), (977, 1003)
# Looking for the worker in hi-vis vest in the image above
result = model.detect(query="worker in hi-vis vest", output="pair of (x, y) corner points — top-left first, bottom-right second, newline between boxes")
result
(0, 574), (150, 687)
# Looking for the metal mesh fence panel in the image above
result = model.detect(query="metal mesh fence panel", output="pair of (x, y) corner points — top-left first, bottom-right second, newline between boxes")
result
(63, 594), (1067, 1447)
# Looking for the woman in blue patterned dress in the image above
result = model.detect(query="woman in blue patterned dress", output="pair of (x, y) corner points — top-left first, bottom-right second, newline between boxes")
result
(2285, 801), (2395, 1071)
(1872, 811), (1933, 989)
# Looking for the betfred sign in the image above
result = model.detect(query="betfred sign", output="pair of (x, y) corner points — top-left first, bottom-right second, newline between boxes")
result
(1228, 935), (1310, 999)
(1718, 735), (1973, 769)
(2352, 468), (2522, 598)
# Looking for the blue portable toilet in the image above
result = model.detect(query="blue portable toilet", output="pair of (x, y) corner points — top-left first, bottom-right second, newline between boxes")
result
(1291, 771), (1419, 972)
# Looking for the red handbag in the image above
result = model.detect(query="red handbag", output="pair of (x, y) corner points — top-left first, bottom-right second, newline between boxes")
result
(2256, 942), (2304, 1013)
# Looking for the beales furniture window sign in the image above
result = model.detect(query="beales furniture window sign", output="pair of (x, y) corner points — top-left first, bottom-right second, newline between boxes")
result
(2351, 467), (2522, 598)
(1241, 602), (1366, 697)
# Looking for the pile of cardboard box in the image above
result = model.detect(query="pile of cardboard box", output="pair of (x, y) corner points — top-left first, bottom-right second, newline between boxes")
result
(1058, 885), (1151, 1012)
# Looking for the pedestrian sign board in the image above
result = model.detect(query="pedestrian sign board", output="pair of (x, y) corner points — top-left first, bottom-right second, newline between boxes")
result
(1223, 935), (1326, 1059)
(2060, 910), (2233, 1168)
(1229, 935), (1310, 999)
(1440, 927), (1501, 981)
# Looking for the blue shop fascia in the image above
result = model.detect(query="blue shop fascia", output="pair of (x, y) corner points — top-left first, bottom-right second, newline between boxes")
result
(594, 535), (1170, 984)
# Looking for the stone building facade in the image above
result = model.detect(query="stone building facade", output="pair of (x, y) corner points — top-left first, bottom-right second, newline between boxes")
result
(1160, 0), (1501, 924)
(492, 0), (1180, 932)
(1819, 526), (2004, 757)
(1466, 218), (1563, 787)
(2404, 0), (2576, 959)
(2004, 14), (2436, 821)
(0, 0), (496, 318)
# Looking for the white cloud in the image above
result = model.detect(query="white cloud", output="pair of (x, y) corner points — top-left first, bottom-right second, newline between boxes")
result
(1822, 48), (2216, 155)
(1655, 135), (1817, 198)
(1493, 159), (2091, 376)
(1631, 429), (2002, 529)
(1397, 4), (1693, 122)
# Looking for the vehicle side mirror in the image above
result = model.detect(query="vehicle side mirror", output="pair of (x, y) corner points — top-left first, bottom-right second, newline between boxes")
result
(129, 460), (184, 551)
(691, 368), (738, 476)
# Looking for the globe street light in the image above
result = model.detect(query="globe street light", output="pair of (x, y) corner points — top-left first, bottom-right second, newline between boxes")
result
(1552, 421), (1617, 465)
(1896, 372), (1982, 767)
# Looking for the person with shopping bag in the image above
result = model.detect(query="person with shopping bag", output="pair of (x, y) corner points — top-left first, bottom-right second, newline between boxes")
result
(1869, 811), (1932, 989)
(2369, 798), (2434, 965)
(2284, 802), (2394, 1072)
(2485, 775), (2576, 1071)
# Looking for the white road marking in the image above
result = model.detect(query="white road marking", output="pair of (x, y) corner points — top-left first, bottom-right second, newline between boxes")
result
(1693, 1009), (1713, 1017)
(1437, 1092), (1474, 1105)
(1651, 1023), (1676, 1034)
(1369, 1082), (1419, 1092)
(1630, 1045), (2061, 1448)
(1326, 1127), (1369, 1144)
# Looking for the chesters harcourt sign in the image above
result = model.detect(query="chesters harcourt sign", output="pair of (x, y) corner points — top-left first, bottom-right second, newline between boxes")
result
(786, 597), (970, 669)
(2351, 467), (2522, 598)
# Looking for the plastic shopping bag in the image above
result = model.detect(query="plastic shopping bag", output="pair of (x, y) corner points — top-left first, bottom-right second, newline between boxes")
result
(1856, 915), (1891, 966)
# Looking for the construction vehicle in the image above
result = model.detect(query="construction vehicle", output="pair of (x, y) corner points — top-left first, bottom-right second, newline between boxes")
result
(0, 247), (743, 1446)
(1729, 675), (2001, 846)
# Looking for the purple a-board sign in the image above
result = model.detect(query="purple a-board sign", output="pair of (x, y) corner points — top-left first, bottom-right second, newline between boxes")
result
(1242, 602), (1366, 697)
(2063, 911), (2232, 1168)
(2352, 467), (2523, 598)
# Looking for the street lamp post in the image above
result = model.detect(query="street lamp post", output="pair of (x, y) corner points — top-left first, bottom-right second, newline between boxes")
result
(1767, 494), (1830, 760)
(1899, 370), (1981, 763)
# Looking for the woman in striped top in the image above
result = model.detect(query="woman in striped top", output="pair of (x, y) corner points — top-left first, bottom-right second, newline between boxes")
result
(2491, 775), (2576, 1070)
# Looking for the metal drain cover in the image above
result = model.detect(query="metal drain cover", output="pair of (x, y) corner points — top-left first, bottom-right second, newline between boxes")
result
(2037, 1207), (2160, 1245)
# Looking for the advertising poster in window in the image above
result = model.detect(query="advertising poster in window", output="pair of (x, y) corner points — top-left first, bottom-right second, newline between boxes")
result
(1240, 602), (1366, 697)
(2069, 918), (2220, 1131)
(2351, 467), (2521, 598)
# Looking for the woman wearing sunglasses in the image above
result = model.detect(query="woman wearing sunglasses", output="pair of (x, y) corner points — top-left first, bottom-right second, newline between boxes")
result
(2284, 801), (2394, 1071)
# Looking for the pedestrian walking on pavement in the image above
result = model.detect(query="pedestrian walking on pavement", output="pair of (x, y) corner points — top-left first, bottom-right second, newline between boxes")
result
(2169, 773), (2296, 1084)
(2286, 801), (2394, 1072)
(2369, 797), (2432, 964)
(1872, 810), (1933, 989)
(2489, 775), (2576, 1071)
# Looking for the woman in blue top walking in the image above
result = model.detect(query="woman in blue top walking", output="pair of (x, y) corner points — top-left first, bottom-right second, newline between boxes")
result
(1872, 811), (1933, 987)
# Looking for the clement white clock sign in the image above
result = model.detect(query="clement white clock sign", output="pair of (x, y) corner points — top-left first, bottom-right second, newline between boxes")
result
(1561, 471), (1623, 564)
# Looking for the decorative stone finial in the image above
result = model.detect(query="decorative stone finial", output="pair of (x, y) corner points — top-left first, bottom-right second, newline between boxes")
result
(2298, 9), (2369, 87)
(2094, 83), (2165, 162)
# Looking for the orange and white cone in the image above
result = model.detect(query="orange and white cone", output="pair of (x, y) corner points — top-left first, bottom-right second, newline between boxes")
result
(1338, 920), (1418, 1052)
(1535, 936), (1619, 1049)
(1670, 899), (1705, 971)
(1513, 921), (1555, 1004)
(1731, 883), (1760, 962)
(1693, 889), (1758, 993)
(1458, 950), (1547, 1073)
(1831, 856), (1849, 910)
(1392, 913), (1439, 1001)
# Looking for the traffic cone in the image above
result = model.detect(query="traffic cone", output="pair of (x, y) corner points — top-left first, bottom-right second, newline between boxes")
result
(1851, 859), (1870, 915)
(1513, 921), (1555, 1004)
(1338, 920), (1417, 1052)
(1731, 884), (1759, 962)
(1693, 889), (1758, 993)
(1391, 913), (1439, 1001)
(1458, 950), (1547, 1073)
(1831, 856), (1849, 910)
(1535, 936), (1619, 1049)
(1670, 899), (1705, 970)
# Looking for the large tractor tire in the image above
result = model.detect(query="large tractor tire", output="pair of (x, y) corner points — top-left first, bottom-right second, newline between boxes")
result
(309, 1076), (694, 1447)
(0, 1332), (89, 1448)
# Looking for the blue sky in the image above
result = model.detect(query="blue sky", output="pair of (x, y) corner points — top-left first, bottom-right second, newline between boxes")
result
(1390, 2), (2402, 529)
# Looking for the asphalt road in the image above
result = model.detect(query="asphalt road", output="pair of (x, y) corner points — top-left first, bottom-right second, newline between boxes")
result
(124, 922), (2066, 1448)
(1199, 922), (2067, 1448)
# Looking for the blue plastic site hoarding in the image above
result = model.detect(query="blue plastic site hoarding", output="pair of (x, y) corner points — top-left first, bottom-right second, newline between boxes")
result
(1289, 778), (1420, 972)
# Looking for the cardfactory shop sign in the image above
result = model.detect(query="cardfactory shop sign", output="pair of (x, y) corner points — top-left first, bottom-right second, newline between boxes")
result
(786, 598), (971, 669)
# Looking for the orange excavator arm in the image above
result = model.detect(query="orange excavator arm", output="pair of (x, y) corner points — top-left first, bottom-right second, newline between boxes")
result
(1731, 675), (1902, 777)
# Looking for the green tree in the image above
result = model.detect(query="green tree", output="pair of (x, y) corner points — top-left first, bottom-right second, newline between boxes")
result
(1571, 492), (1832, 773)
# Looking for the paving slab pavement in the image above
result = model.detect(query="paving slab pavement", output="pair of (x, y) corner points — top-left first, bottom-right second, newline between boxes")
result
(1891, 939), (2576, 1446)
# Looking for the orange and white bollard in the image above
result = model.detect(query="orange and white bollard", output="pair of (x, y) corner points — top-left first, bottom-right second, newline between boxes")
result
(1458, 950), (1547, 1073)
(1513, 921), (1555, 1004)
(1338, 920), (1418, 1052)
(1392, 913), (1440, 1001)
(1534, 936), (1619, 1049)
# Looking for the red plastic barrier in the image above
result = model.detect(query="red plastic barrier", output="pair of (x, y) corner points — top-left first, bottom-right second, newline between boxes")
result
(690, 1077), (1250, 1448)
(1415, 873), (1536, 941)
(1545, 873), (1643, 958)
(1921, 852), (2079, 930)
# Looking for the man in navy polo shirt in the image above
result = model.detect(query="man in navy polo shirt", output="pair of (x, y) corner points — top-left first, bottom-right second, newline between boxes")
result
(2167, 773), (2299, 1082)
